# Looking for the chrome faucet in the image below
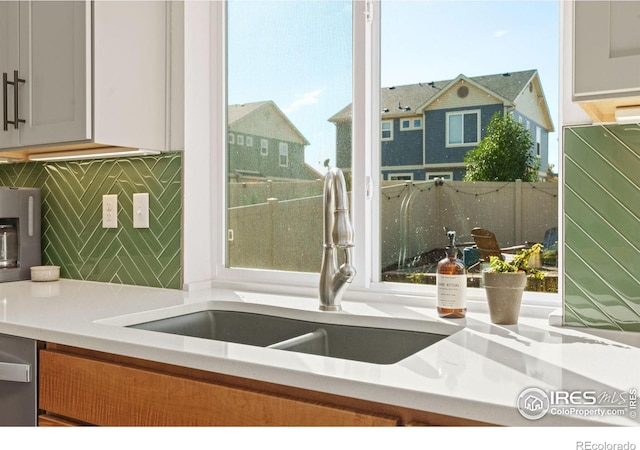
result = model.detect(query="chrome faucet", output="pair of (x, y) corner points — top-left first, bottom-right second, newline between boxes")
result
(319, 167), (356, 311)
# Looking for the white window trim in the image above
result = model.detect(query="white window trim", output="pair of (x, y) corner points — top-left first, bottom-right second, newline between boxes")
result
(388, 173), (414, 181)
(445, 109), (481, 148)
(228, 132), (235, 144)
(237, 134), (244, 145)
(381, 119), (393, 141)
(246, 136), (253, 147)
(260, 139), (269, 155)
(426, 172), (453, 180)
(278, 142), (289, 167)
(399, 116), (422, 131)
(207, 1), (560, 310)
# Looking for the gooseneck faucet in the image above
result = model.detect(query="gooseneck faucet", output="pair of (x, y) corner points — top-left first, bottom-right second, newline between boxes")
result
(319, 167), (356, 311)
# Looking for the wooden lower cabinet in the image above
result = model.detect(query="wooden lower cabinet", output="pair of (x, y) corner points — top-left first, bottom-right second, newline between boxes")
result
(39, 343), (492, 427)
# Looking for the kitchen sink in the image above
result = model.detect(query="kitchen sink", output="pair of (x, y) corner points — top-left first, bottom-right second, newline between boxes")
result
(127, 309), (455, 365)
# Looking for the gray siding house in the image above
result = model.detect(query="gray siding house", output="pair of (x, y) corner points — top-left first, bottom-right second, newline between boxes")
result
(228, 101), (320, 181)
(329, 70), (554, 181)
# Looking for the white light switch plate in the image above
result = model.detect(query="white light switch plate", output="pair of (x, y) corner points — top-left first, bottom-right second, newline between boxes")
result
(102, 194), (118, 228)
(133, 193), (149, 228)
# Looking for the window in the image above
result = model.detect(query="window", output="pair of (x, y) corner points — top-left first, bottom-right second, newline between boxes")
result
(400, 117), (422, 131)
(446, 110), (479, 146)
(389, 173), (413, 181)
(380, 1), (558, 296)
(228, 133), (235, 144)
(278, 143), (289, 167)
(381, 120), (393, 140)
(237, 135), (244, 146)
(427, 172), (453, 180)
(219, 1), (559, 301)
(246, 136), (253, 147)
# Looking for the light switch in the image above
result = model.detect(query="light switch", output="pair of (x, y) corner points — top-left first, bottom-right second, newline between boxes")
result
(102, 194), (118, 228)
(133, 193), (149, 228)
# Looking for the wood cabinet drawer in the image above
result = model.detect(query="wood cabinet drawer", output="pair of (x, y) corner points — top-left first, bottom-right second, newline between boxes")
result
(39, 349), (398, 426)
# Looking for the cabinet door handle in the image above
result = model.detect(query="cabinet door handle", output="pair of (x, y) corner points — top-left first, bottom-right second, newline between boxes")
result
(0, 361), (32, 383)
(2, 72), (8, 131)
(7, 70), (26, 130)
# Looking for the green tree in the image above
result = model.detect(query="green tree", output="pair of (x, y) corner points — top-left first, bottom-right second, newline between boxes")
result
(464, 112), (539, 182)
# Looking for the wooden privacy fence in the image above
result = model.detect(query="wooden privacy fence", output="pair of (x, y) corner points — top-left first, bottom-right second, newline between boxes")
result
(381, 179), (558, 271)
(228, 180), (558, 274)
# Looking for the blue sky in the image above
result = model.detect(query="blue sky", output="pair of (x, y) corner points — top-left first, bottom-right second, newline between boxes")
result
(228, 0), (559, 173)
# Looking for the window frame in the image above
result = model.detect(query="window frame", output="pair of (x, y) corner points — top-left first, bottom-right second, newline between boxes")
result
(237, 134), (244, 146)
(388, 173), (414, 181)
(260, 138), (269, 156)
(246, 136), (253, 147)
(445, 109), (480, 147)
(210, 0), (560, 308)
(278, 142), (289, 167)
(381, 120), (393, 141)
(426, 172), (453, 180)
(400, 116), (422, 131)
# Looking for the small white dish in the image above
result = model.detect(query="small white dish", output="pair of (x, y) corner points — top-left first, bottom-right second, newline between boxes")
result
(30, 265), (60, 282)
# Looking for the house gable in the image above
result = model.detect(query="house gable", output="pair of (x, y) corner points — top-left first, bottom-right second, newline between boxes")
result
(229, 101), (310, 145)
(420, 76), (508, 112)
(511, 74), (555, 132)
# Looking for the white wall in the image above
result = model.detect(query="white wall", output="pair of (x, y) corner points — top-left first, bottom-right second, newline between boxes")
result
(182, 1), (214, 289)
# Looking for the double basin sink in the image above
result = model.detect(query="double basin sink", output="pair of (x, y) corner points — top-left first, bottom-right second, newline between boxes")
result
(113, 302), (461, 365)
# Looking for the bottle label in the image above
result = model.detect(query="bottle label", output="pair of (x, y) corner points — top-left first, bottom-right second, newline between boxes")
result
(436, 274), (467, 309)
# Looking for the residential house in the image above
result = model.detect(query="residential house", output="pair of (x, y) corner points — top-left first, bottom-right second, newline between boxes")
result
(329, 70), (554, 181)
(228, 101), (320, 181)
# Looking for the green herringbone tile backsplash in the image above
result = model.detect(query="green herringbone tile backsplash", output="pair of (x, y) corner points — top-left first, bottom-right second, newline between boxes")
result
(0, 152), (182, 289)
(564, 125), (640, 332)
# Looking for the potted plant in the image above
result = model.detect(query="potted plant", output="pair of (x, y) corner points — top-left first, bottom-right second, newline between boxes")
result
(482, 244), (543, 325)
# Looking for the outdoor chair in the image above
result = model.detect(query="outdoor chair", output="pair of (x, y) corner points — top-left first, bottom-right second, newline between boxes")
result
(467, 227), (526, 271)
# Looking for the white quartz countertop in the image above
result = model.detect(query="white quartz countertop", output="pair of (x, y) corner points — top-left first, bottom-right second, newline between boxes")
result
(0, 279), (638, 427)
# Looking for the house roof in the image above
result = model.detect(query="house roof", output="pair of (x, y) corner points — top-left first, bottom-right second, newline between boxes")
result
(228, 100), (310, 145)
(328, 69), (553, 131)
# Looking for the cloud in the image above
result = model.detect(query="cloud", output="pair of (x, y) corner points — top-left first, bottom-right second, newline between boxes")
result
(283, 89), (323, 113)
(492, 30), (509, 38)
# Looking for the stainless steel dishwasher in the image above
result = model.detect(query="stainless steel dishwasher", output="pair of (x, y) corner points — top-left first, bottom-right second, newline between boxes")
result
(0, 333), (37, 426)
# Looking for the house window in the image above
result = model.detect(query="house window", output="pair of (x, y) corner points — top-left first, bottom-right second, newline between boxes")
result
(246, 136), (253, 147)
(389, 173), (413, 181)
(261, 139), (268, 155)
(237, 135), (244, 145)
(381, 120), (393, 140)
(279, 142), (289, 167)
(218, 1), (558, 301)
(228, 133), (235, 144)
(400, 117), (422, 131)
(536, 126), (542, 157)
(446, 110), (479, 146)
(426, 172), (453, 180)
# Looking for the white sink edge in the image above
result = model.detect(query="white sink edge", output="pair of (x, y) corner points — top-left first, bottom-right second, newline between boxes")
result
(94, 299), (463, 337)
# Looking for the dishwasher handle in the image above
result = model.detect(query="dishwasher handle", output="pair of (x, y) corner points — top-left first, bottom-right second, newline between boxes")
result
(0, 361), (31, 383)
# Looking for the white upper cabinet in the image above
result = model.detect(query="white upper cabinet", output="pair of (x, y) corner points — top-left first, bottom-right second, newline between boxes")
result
(0, 2), (27, 149)
(19, 1), (89, 148)
(0, 1), (183, 154)
(573, 0), (640, 122)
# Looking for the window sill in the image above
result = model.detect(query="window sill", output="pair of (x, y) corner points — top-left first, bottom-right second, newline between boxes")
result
(203, 278), (560, 321)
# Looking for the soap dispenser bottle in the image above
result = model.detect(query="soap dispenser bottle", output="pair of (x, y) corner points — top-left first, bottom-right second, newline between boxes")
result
(436, 230), (467, 318)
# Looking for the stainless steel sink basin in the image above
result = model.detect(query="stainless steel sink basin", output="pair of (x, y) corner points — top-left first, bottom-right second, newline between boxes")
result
(127, 309), (454, 365)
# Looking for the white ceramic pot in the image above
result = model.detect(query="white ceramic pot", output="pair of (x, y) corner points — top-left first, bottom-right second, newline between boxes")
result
(482, 271), (527, 325)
